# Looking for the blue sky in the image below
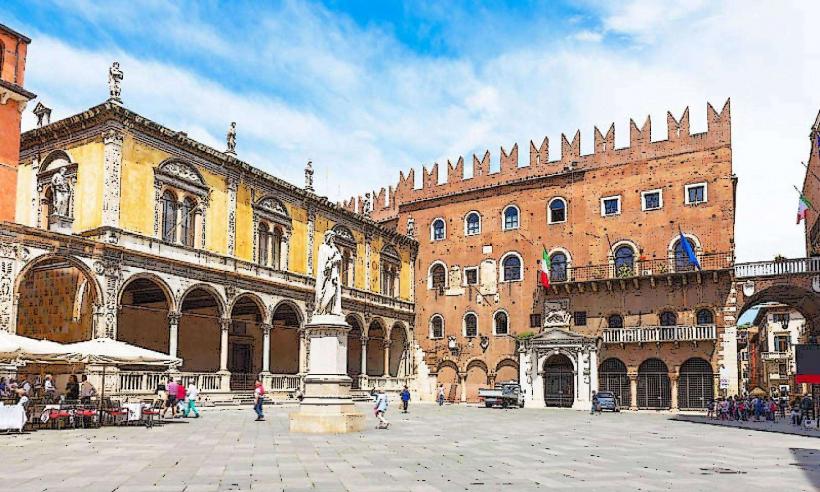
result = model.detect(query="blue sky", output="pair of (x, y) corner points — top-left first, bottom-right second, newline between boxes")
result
(5, 1), (820, 263)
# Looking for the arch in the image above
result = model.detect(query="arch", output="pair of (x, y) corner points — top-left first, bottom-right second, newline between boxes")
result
(659, 310), (678, 327)
(156, 158), (206, 186)
(598, 358), (630, 408)
(256, 196), (290, 218)
(678, 357), (714, 410)
(389, 322), (409, 377)
(465, 357), (489, 373)
(465, 361), (489, 402)
(637, 358), (671, 409)
(14, 254), (101, 343)
(612, 241), (638, 277)
(547, 197), (567, 224)
(495, 358), (519, 385)
(436, 359), (460, 374)
(431, 217), (446, 241)
(178, 283), (226, 317)
(366, 318), (386, 376)
(464, 211), (482, 236)
(502, 204), (520, 230)
(269, 299), (304, 326)
(738, 285), (820, 338)
(332, 224), (355, 244)
(500, 251), (523, 282)
(543, 353), (575, 407)
(463, 312), (478, 338)
(428, 261), (447, 289)
(667, 233), (702, 254)
(671, 235), (700, 272)
(493, 309), (509, 336)
(429, 314), (445, 339)
(161, 190), (178, 243)
(229, 292), (268, 323)
(269, 300), (301, 375)
(41, 149), (74, 171)
(228, 294), (265, 389)
(548, 248), (571, 282)
(117, 274), (174, 355)
(436, 361), (460, 402)
(345, 313), (364, 383)
(696, 307), (715, 325)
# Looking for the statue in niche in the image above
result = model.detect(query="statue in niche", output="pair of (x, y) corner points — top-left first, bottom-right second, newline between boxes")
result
(314, 230), (343, 317)
(108, 61), (123, 101)
(51, 168), (71, 217)
(406, 215), (415, 238)
(226, 122), (237, 154)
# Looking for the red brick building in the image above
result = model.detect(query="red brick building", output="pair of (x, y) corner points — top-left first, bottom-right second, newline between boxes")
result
(804, 111), (820, 256)
(0, 23), (34, 222)
(353, 100), (738, 410)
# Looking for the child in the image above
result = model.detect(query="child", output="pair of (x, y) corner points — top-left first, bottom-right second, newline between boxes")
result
(374, 389), (389, 429)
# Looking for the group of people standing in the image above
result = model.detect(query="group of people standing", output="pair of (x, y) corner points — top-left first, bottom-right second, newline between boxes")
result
(156, 377), (200, 418)
(707, 394), (816, 426)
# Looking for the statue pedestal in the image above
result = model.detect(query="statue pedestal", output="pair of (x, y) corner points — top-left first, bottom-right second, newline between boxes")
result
(289, 317), (364, 433)
(48, 214), (73, 235)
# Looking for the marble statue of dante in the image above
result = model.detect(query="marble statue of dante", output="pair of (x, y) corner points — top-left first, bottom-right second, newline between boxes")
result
(314, 230), (343, 316)
(226, 122), (237, 153)
(108, 62), (123, 100)
(51, 167), (71, 217)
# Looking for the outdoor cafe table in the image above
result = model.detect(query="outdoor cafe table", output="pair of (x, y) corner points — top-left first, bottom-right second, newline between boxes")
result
(0, 402), (27, 431)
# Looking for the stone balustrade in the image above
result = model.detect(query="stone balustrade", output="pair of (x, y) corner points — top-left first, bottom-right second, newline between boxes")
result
(602, 324), (717, 344)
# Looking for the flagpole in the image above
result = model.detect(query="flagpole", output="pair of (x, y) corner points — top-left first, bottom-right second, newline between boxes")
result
(794, 184), (816, 210)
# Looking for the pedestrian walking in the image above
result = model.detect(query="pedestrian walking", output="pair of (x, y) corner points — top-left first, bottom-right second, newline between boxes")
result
(400, 385), (410, 413)
(253, 379), (265, 421)
(590, 391), (599, 415)
(436, 384), (445, 406)
(183, 381), (200, 418)
(162, 377), (178, 419)
(374, 389), (389, 429)
(175, 379), (187, 417)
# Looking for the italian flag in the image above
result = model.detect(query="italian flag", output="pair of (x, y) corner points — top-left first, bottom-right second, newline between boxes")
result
(797, 194), (813, 224)
(540, 247), (551, 289)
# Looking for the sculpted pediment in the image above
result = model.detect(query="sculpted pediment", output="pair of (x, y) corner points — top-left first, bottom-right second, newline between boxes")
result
(158, 159), (205, 186)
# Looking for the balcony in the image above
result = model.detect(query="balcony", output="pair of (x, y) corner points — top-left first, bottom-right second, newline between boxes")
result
(554, 252), (733, 284)
(761, 351), (791, 361)
(735, 257), (820, 279)
(602, 325), (717, 344)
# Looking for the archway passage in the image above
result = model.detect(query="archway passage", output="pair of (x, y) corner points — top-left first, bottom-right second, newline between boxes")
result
(678, 358), (714, 410)
(436, 363), (459, 402)
(346, 315), (363, 388)
(229, 296), (264, 390)
(16, 257), (97, 343)
(637, 358), (671, 409)
(118, 277), (170, 354)
(270, 303), (300, 374)
(367, 321), (385, 376)
(599, 358), (630, 408)
(388, 324), (409, 377)
(496, 360), (519, 385)
(465, 362), (488, 403)
(739, 285), (820, 340)
(543, 354), (574, 407)
(179, 287), (222, 372)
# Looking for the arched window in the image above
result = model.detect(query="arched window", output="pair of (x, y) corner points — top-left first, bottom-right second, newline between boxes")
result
(501, 254), (522, 282)
(430, 263), (446, 290)
(272, 226), (283, 269)
(494, 311), (509, 335)
(674, 237), (698, 272)
(465, 212), (481, 236)
(550, 252), (568, 282)
(548, 198), (567, 224)
(381, 245), (401, 297)
(608, 314), (624, 329)
(659, 311), (677, 326)
(161, 191), (177, 243)
(464, 313), (478, 338)
(503, 205), (520, 230)
(430, 315), (444, 339)
(257, 223), (269, 265)
(431, 218), (446, 241)
(696, 309), (714, 325)
(614, 245), (635, 277)
(180, 197), (196, 247)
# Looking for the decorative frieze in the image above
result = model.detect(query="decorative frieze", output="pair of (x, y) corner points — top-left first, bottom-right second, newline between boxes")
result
(102, 129), (124, 231)
(226, 176), (238, 256)
(306, 208), (316, 276)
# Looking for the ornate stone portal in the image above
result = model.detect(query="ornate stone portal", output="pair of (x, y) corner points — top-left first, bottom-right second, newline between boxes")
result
(518, 303), (600, 410)
(289, 231), (364, 433)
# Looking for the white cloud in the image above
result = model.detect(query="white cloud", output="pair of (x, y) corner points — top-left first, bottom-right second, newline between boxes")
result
(17, 1), (820, 262)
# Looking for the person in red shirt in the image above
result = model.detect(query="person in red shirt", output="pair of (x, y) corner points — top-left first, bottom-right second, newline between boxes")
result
(175, 379), (186, 418)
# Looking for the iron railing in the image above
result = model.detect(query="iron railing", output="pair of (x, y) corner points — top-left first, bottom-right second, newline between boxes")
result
(734, 257), (820, 279)
(602, 325), (717, 344)
(554, 252), (733, 283)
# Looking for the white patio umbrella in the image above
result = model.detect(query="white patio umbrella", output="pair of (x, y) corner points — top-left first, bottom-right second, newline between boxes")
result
(0, 331), (77, 364)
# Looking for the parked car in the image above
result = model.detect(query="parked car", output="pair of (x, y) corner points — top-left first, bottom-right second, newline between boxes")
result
(596, 391), (620, 412)
(478, 382), (525, 408)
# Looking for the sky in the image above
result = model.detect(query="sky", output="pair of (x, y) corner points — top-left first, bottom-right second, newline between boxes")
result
(4, 0), (820, 263)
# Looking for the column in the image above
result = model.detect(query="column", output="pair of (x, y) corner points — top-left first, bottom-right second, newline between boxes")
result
(589, 349), (599, 394)
(266, 232), (274, 267)
(298, 329), (308, 374)
(219, 318), (230, 372)
(364, 233), (372, 291)
(459, 372), (468, 403)
(168, 312), (180, 359)
(175, 200), (183, 244)
(382, 339), (391, 378)
(628, 371), (638, 410)
(261, 323), (272, 373)
(102, 129), (124, 229)
(360, 336), (368, 377)
(670, 373), (680, 411)
(281, 233), (290, 271)
(226, 176), (238, 256)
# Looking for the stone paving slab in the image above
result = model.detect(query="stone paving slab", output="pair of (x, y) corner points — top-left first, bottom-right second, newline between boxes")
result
(673, 414), (820, 437)
(0, 403), (818, 491)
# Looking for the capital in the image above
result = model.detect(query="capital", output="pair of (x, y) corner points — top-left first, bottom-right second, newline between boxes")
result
(168, 311), (181, 325)
(220, 318), (231, 331)
(261, 323), (272, 334)
(103, 129), (124, 146)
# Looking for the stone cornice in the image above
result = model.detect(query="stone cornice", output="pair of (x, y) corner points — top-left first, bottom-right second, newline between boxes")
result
(20, 102), (418, 251)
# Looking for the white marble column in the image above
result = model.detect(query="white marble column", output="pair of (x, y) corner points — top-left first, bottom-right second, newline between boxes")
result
(175, 201), (183, 244)
(168, 312), (180, 359)
(298, 329), (308, 374)
(629, 372), (638, 410)
(219, 318), (230, 372)
(459, 372), (468, 402)
(281, 233), (290, 271)
(590, 349), (599, 394)
(262, 323), (272, 373)
(382, 339), (391, 378)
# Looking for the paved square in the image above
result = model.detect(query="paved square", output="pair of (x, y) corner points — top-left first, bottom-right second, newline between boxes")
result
(1, 403), (818, 491)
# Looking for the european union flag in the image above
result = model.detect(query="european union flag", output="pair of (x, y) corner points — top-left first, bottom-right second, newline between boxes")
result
(679, 230), (701, 270)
